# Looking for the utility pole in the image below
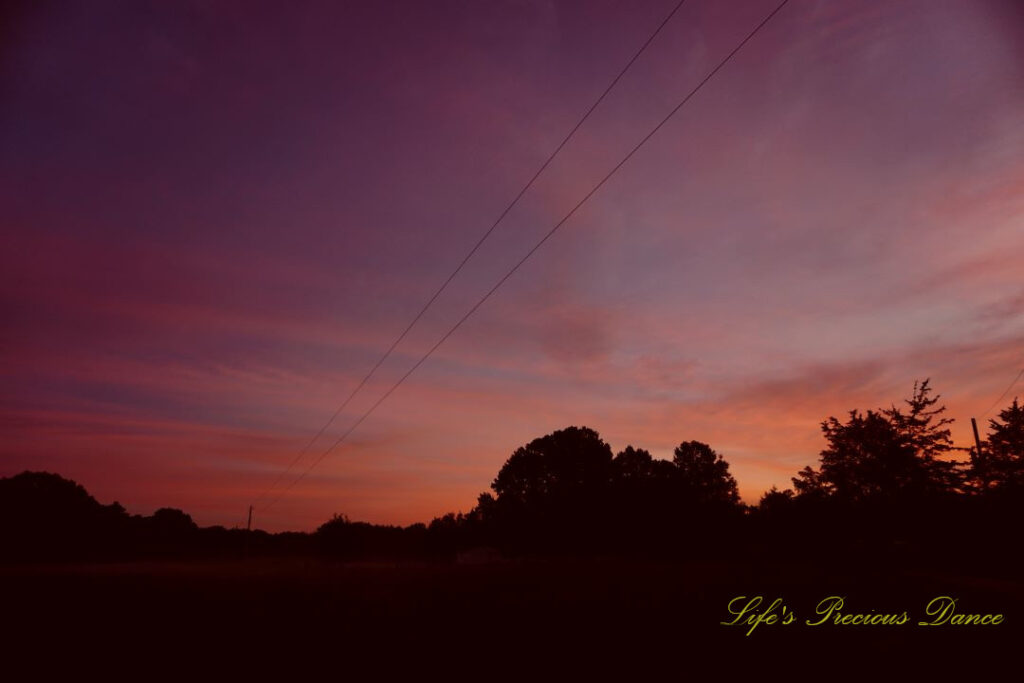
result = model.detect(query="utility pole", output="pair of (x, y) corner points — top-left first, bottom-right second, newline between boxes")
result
(244, 504), (254, 560)
(971, 417), (984, 457)
(247, 505), (254, 532)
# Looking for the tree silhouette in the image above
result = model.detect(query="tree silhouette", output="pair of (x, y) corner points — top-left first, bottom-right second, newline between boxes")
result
(758, 486), (795, 514)
(881, 379), (963, 492)
(612, 445), (656, 481)
(484, 426), (616, 549)
(794, 381), (966, 503)
(794, 409), (927, 502)
(972, 398), (1024, 492)
(792, 465), (829, 499)
(150, 508), (198, 534)
(671, 441), (740, 506)
(607, 446), (676, 533)
(0, 471), (131, 560)
(491, 425), (613, 508)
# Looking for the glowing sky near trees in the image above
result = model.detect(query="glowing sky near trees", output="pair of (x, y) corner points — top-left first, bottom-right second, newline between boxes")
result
(2, 0), (1023, 531)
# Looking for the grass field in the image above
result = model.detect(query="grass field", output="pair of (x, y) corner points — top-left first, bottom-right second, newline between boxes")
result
(4, 556), (1021, 676)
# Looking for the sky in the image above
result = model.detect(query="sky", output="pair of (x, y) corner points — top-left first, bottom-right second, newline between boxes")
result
(2, 0), (1023, 532)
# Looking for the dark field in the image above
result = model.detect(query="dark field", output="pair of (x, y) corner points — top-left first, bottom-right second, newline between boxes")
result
(4, 557), (1022, 676)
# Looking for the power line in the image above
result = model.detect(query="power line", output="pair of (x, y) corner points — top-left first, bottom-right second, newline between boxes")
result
(979, 367), (1024, 419)
(253, 0), (690, 505)
(261, 0), (793, 511)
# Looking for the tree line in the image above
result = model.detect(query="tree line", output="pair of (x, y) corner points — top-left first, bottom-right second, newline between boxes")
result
(2, 379), (1022, 565)
(419, 379), (1024, 558)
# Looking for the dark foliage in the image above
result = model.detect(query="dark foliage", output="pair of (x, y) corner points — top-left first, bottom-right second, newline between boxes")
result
(0, 471), (131, 561)
(3, 380), (1023, 569)
(882, 378), (964, 492)
(971, 398), (1024, 493)
(471, 426), (745, 554)
(793, 380), (965, 503)
(0, 471), (284, 561)
(672, 440), (740, 506)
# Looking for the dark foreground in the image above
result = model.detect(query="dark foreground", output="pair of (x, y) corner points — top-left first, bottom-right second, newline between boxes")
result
(4, 557), (1022, 677)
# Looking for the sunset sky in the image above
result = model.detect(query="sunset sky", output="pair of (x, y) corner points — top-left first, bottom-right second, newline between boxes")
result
(3, 0), (1023, 531)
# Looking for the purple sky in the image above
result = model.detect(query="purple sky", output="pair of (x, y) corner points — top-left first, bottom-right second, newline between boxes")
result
(3, 0), (1023, 531)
